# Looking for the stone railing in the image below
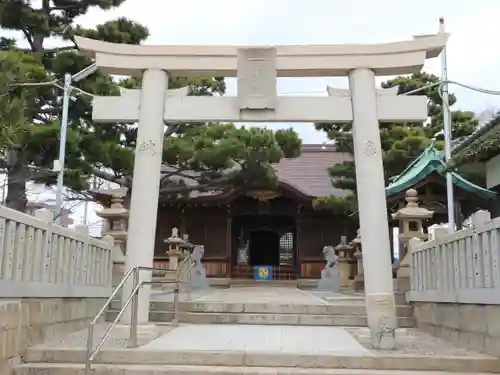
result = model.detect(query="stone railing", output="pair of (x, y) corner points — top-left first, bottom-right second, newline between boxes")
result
(0, 205), (113, 298)
(407, 210), (500, 304)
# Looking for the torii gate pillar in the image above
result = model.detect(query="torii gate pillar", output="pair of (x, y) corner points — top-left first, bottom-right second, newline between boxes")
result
(123, 69), (168, 323)
(349, 68), (396, 349)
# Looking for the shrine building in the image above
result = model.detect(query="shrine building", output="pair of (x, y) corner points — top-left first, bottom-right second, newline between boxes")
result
(155, 144), (356, 280)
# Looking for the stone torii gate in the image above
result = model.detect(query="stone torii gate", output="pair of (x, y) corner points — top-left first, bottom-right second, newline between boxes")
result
(76, 34), (448, 349)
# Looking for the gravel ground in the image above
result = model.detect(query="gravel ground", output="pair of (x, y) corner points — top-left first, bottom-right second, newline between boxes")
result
(346, 327), (493, 357)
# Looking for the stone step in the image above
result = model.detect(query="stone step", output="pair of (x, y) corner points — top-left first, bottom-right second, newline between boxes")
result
(230, 280), (299, 287)
(176, 312), (415, 327)
(109, 301), (413, 316)
(105, 310), (415, 327)
(394, 292), (407, 305)
(14, 363), (497, 375)
(22, 348), (500, 373)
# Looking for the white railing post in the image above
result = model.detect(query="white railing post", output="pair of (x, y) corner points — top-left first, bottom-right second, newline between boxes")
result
(409, 237), (423, 292)
(434, 227), (448, 290)
(471, 210), (490, 288)
(102, 235), (114, 287)
(75, 225), (90, 285)
(35, 208), (54, 283)
(490, 221), (500, 288)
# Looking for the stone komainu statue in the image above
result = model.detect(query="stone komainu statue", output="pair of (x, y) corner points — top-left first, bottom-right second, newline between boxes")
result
(322, 245), (338, 268)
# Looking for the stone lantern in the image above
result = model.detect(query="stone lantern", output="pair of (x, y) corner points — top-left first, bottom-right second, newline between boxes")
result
(334, 236), (355, 289)
(95, 194), (129, 286)
(350, 229), (364, 291)
(392, 189), (434, 279)
(164, 227), (186, 271)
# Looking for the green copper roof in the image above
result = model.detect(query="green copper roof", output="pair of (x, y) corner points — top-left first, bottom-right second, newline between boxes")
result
(385, 147), (497, 200)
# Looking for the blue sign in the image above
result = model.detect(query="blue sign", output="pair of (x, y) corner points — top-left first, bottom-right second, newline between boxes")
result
(254, 266), (273, 281)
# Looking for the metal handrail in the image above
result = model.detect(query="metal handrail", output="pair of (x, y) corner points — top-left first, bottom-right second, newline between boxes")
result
(84, 279), (178, 375)
(167, 260), (195, 326)
(130, 259), (196, 344)
(84, 253), (196, 375)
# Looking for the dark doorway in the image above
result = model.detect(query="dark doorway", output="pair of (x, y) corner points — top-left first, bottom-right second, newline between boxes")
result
(249, 229), (280, 266)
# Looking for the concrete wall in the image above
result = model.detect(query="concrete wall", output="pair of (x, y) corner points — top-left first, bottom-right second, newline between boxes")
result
(0, 298), (104, 373)
(413, 302), (500, 357)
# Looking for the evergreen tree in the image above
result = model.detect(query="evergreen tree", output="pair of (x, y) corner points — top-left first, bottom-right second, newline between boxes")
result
(314, 72), (478, 214)
(0, 1), (301, 213)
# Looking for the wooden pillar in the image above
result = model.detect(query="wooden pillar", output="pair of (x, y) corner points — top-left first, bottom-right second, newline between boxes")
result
(295, 206), (302, 277)
(226, 205), (232, 278)
(180, 206), (186, 234)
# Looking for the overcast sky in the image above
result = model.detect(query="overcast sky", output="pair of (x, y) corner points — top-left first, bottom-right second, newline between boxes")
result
(33, 0), (500, 143)
(7, 0), (500, 231)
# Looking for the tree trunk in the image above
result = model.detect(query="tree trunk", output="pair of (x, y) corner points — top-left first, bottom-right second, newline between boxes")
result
(5, 146), (28, 212)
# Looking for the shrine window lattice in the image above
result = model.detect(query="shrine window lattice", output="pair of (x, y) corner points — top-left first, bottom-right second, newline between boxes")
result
(279, 232), (294, 266)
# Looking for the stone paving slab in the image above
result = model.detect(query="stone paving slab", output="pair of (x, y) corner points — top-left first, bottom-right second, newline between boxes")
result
(141, 324), (373, 355)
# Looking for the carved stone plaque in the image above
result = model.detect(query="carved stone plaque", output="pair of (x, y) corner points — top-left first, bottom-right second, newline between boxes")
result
(237, 47), (277, 110)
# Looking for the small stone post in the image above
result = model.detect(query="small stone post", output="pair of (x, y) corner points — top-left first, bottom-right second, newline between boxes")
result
(392, 189), (433, 282)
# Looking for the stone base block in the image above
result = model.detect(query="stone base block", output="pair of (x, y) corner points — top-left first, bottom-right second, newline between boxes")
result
(0, 298), (104, 368)
(413, 302), (500, 357)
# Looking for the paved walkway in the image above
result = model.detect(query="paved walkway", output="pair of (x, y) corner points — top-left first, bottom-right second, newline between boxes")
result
(151, 286), (363, 305)
(194, 287), (328, 304)
(142, 324), (372, 355)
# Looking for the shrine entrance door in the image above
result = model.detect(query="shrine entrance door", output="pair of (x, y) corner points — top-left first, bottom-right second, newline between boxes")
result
(231, 215), (296, 280)
(249, 229), (280, 266)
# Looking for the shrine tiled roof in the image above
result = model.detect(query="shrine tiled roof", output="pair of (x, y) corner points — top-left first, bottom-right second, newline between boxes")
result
(450, 113), (500, 166)
(385, 146), (497, 200)
(272, 144), (352, 198)
(165, 144), (352, 199)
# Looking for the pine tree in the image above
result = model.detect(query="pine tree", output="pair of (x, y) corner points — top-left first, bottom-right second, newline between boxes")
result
(0, 1), (301, 213)
(314, 72), (478, 214)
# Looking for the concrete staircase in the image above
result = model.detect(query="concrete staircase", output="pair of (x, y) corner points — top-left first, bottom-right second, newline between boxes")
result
(13, 286), (500, 374)
(16, 339), (500, 374)
(106, 300), (416, 327)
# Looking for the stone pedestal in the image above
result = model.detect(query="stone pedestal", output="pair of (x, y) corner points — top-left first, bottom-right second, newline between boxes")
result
(95, 195), (129, 290)
(354, 250), (364, 291)
(189, 245), (210, 290)
(317, 246), (340, 291)
(334, 238), (354, 289)
(317, 266), (340, 291)
(168, 250), (181, 271)
(351, 230), (364, 291)
(337, 259), (351, 288)
(111, 240), (126, 287)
